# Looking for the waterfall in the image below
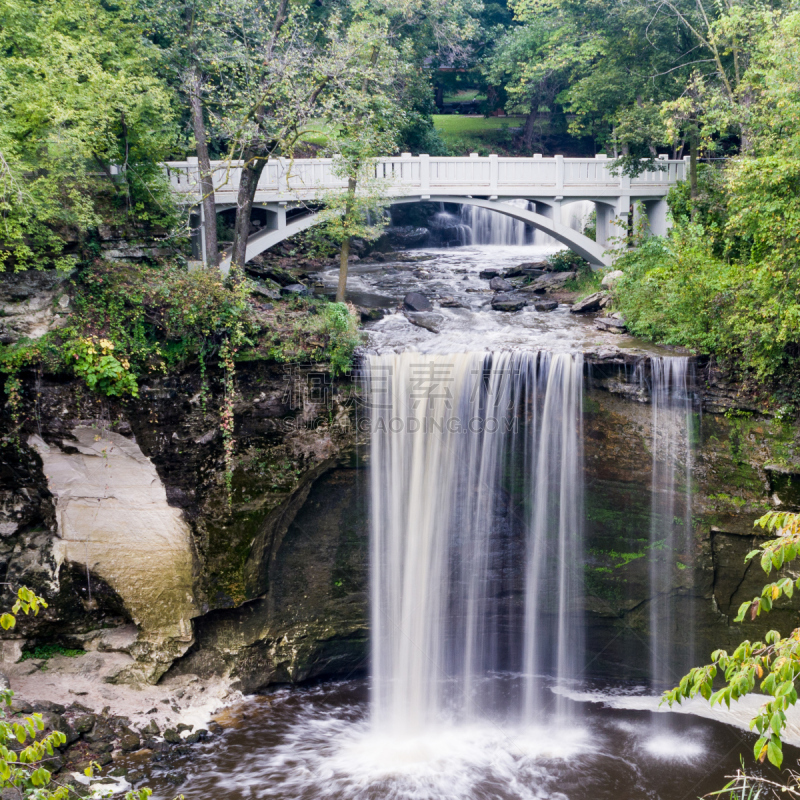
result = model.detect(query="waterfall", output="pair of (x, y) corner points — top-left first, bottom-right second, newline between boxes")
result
(460, 199), (532, 245)
(644, 357), (695, 691)
(458, 199), (596, 247)
(368, 350), (584, 734)
(430, 205), (471, 246)
(522, 352), (584, 721)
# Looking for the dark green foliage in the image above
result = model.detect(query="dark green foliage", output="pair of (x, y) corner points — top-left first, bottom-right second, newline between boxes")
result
(20, 643), (84, 661)
(546, 249), (588, 272)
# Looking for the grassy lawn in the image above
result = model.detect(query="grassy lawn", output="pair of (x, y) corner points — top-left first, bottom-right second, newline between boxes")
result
(442, 90), (484, 103)
(295, 114), (529, 156)
(432, 114), (527, 156)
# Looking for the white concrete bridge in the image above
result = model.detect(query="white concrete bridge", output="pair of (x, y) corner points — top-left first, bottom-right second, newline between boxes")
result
(165, 153), (686, 272)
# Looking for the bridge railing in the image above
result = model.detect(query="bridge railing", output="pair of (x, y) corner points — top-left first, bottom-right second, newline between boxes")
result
(165, 154), (686, 198)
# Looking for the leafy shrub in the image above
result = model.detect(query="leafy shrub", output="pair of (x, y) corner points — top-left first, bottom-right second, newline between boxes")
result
(613, 209), (800, 383)
(320, 302), (362, 375)
(546, 249), (588, 272)
(63, 338), (138, 397)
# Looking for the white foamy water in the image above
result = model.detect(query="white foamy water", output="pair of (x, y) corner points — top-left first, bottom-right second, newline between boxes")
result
(143, 680), (769, 800)
(315, 244), (659, 355)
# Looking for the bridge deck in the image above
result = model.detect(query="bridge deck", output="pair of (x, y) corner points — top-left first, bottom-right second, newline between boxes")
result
(166, 154), (686, 204)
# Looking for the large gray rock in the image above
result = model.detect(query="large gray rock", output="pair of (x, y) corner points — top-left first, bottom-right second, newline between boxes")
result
(594, 316), (627, 333)
(405, 312), (443, 333)
(519, 271), (576, 294)
(439, 296), (469, 309)
(0, 270), (72, 344)
(570, 291), (608, 313)
(504, 266), (545, 279)
(530, 299), (558, 312)
(249, 279), (281, 301)
(489, 277), (513, 291)
(29, 429), (199, 684)
(601, 269), (624, 288)
(491, 294), (527, 312)
(403, 292), (433, 312)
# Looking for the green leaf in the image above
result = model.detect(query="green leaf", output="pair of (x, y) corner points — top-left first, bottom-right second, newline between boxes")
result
(734, 602), (750, 622)
(767, 738), (783, 768)
(770, 711), (783, 734)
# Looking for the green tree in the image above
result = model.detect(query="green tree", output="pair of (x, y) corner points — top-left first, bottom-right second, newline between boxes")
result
(613, 9), (800, 384)
(665, 511), (800, 774)
(0, 0), (179, 272)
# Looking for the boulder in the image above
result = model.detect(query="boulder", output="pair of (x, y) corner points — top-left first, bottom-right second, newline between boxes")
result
(519, 272), (577, 294)
(0, 641), (25, 664)
(141, 719), (160, 736)
(249, 280), (281, 301)
(439, 296), (469, 308)
(595, 316), (628, 333)
(119, 733), (141, 752)
(491, 294), (527, 312)
(356, 306), (385, 323)
(479, 269), (501, 280)
(280, 283), (311, 297)
(403, 292), (433, 312)
(601, 269), (624, 288)
(530, 299), (558, 312)
(504, 267), (545, 279)
(163, 728), (182, 744)
(255, 265), (297, 287)
(405, 312), (443, 333)
(570, 291), (608, 313)
(489, 277), (513, 291)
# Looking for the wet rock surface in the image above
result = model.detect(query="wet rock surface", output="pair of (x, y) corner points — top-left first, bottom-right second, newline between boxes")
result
(489, 276), (513, 291)
(528, 299), (558, 312)
(402, 291), (433, 312)
(0, 691), (215, 794)
(491, 293), (527, 312)
(405, 311), (444, 333)
(519, 271), (577, 294)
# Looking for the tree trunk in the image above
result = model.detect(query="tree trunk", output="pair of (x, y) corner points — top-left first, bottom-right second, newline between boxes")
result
(189, 71), (219, 268)
(522, 105), (539, 151)
(230, 150), (268, 273)
(336, 177), (358, 303)
(337, 238), (351, 303)
(689, 131), (699, 219)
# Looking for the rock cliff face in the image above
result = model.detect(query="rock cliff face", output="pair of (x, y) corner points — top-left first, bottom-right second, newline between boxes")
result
(0, 361), (367, 689)
(582, 360), (800, 680)
(1, 351), (799, 691)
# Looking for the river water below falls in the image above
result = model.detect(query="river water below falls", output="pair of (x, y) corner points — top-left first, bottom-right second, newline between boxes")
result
(145, 680), (791, 800)
(145, 242), (792, 798)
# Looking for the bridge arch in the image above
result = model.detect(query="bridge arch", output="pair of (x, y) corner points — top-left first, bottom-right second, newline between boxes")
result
(219, 195), (611, 274)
